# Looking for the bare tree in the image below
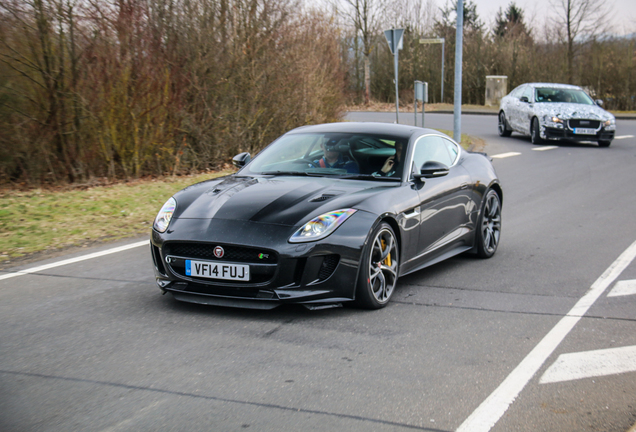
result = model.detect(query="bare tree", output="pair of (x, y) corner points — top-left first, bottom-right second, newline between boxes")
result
(335, 0), (386, 105)
(549, 0), (613, 82)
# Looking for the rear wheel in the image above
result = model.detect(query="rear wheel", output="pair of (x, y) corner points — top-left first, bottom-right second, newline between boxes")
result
(598, 140), (611, 147)
(354, 222), (399, 309)
(530, 117), (543, 144)
(476, 190), (502, 258)
(498, 112), (512, 137)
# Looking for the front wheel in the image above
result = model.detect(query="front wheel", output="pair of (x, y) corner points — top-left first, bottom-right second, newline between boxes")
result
(530, 118), (543, 144)
(476, 190), (502, 258)
(354, 222), (399, 309)
(498, 112), (512, 137)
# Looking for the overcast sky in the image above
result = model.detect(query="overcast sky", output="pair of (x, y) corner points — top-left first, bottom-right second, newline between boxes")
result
(470, 0), (636, 35)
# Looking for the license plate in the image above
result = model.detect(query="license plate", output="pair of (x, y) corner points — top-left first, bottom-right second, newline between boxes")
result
(573, 128), (596, 135)
(185, 260), (250, 281)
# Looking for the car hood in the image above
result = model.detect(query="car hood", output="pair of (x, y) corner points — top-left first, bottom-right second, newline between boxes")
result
(533, 102), (614, 121)
(173, 175), (395, 227)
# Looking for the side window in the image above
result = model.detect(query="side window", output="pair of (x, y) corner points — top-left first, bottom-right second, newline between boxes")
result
(441, 138), (459, 165)
(522, 86), (533, 102)
(412, 136), (454, 171)
(510, 86), (524, 98)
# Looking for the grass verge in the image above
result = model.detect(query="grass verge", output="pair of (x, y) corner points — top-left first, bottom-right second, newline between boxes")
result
(0, 170), (233, 264)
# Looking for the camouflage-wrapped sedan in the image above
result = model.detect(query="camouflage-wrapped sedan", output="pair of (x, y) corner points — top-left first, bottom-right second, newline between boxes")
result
(498, 83), (616, 147)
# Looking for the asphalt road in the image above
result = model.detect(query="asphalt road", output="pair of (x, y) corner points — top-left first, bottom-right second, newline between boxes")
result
(1, 113), (635, 432)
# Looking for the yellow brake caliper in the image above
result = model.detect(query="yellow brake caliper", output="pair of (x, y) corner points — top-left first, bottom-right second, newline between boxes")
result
(381, 239), (391, 267)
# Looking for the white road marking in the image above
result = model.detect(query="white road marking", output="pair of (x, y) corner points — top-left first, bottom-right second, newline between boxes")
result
(491, 152), (522, 159)
(614, 135), (634, 140)
(0, 240), (149, 281)
(456, 239), (636, 432)
(608, 279), (636, 297)
(532, 146), (558, 151)
(540, 345), (636, 384)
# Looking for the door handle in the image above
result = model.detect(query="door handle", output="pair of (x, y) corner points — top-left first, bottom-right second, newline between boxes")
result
(404, 207), (421, 219)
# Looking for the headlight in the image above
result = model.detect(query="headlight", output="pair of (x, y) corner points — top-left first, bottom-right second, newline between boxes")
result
(551, 116), (563, 124)
(603, 119), (615, 128)
(153, 197), (176, 233)
(289, 209), (357, 243)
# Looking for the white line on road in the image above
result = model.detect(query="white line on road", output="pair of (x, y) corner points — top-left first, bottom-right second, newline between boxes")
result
(491, 152), (522, 159)
(540, 345), (636, 384)
(456, 239), (636, 432)
(532, 146), (558, 151)
(0, 240), (149, 281)
(608, 279), (636, 297)
(614, 135), (634, 140)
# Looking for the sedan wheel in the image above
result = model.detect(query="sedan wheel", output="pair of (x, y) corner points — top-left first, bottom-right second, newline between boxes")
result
(354, 222), (399, 309)
(530, 118), (543, 144)
(498, 112), (512, 137)
(476, 190), (501, 258)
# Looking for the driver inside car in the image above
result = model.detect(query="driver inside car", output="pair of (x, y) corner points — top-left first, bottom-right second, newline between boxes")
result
(374, 141), (403, 177)
(314, 139), (359, 173)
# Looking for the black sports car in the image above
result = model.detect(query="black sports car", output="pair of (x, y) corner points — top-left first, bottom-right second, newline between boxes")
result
(150, 122), (502, 310)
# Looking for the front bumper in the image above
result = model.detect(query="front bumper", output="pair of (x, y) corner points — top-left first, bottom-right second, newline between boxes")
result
(150, 212), (378, 309)
(543, 121), (615, 142)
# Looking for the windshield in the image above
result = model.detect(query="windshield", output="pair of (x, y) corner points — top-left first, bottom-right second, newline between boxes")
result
(535, 88), (595, 105)
(243, 132), (407, 180)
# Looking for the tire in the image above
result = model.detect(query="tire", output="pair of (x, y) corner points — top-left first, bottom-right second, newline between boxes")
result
(598, 140), (611, 147)
(530, 117), (543, 144)
(476, 190), (502, 258)
(354, 222), (399, 309)
(498, 112), (512, 137)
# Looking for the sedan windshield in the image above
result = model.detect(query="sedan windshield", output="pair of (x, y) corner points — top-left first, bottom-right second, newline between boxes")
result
(535, 88), (595, 105)
(244, 132), (407, 180)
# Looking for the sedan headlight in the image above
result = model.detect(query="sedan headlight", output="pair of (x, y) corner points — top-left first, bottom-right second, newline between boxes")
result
(153, 197), (176, 233)
(289, 209), (357, 243)
(551, 116), (563, 124)
(603, 118), (616, 130)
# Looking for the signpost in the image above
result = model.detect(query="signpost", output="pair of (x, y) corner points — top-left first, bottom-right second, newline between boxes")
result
(384, 28), (404, 123)
(419, 38), (445, 103)
(453, 0), (464, 143)
(414, 81), (428, 127)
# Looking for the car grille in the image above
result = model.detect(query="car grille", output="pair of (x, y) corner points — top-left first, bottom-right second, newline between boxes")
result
(164, 242), (278, 264)
(567, 119), (600, 129)
(163, 242), (278, 285)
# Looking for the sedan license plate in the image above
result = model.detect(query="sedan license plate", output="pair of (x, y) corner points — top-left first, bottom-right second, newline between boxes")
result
(573, 128), (596, 135)
(185, 260), (250, 281)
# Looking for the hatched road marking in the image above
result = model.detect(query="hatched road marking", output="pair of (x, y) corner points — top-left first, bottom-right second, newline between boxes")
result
(491, 152), (522, 159)
(456, 239), (636, 432)
(608, 279), (636, 297)
(540, 346), (636, 384)
(0, 240), (149, 281)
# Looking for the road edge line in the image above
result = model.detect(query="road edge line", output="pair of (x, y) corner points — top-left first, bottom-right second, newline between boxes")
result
(0, 240), (150, 281)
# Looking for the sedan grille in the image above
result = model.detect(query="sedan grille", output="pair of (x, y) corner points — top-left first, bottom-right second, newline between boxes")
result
(567, 119), (600, 129)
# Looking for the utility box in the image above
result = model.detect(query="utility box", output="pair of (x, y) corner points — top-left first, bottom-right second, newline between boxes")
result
(485, 76), (507, 106)
(415, 81), (428, 103)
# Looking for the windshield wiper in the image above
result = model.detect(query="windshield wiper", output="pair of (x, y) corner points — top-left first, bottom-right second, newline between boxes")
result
(259, 171), (323, 177)
(338, 174), (401, 181)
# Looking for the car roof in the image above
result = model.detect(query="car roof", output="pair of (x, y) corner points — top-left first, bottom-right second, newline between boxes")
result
(524, 83), (582, 90)
(287, 122), (440, 140)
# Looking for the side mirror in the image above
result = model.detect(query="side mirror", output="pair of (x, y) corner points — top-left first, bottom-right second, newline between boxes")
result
(232, 152), (251, 168)
(520, 96), (529, 103)
(414, 161), (449, 181)
(595, 99), (604, 107)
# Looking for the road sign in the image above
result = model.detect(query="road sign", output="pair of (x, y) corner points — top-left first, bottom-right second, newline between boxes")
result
(384, 29), (404, 55)
(419, 38), (444, 44)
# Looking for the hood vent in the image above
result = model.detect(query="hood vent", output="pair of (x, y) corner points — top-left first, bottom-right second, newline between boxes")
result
(310, 194), (337, 202)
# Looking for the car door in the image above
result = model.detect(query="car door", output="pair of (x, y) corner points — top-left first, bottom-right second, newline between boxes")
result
(506, 85), (525, 131)
(518, 85), (535, 135)
(405, 135), (473, 271)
